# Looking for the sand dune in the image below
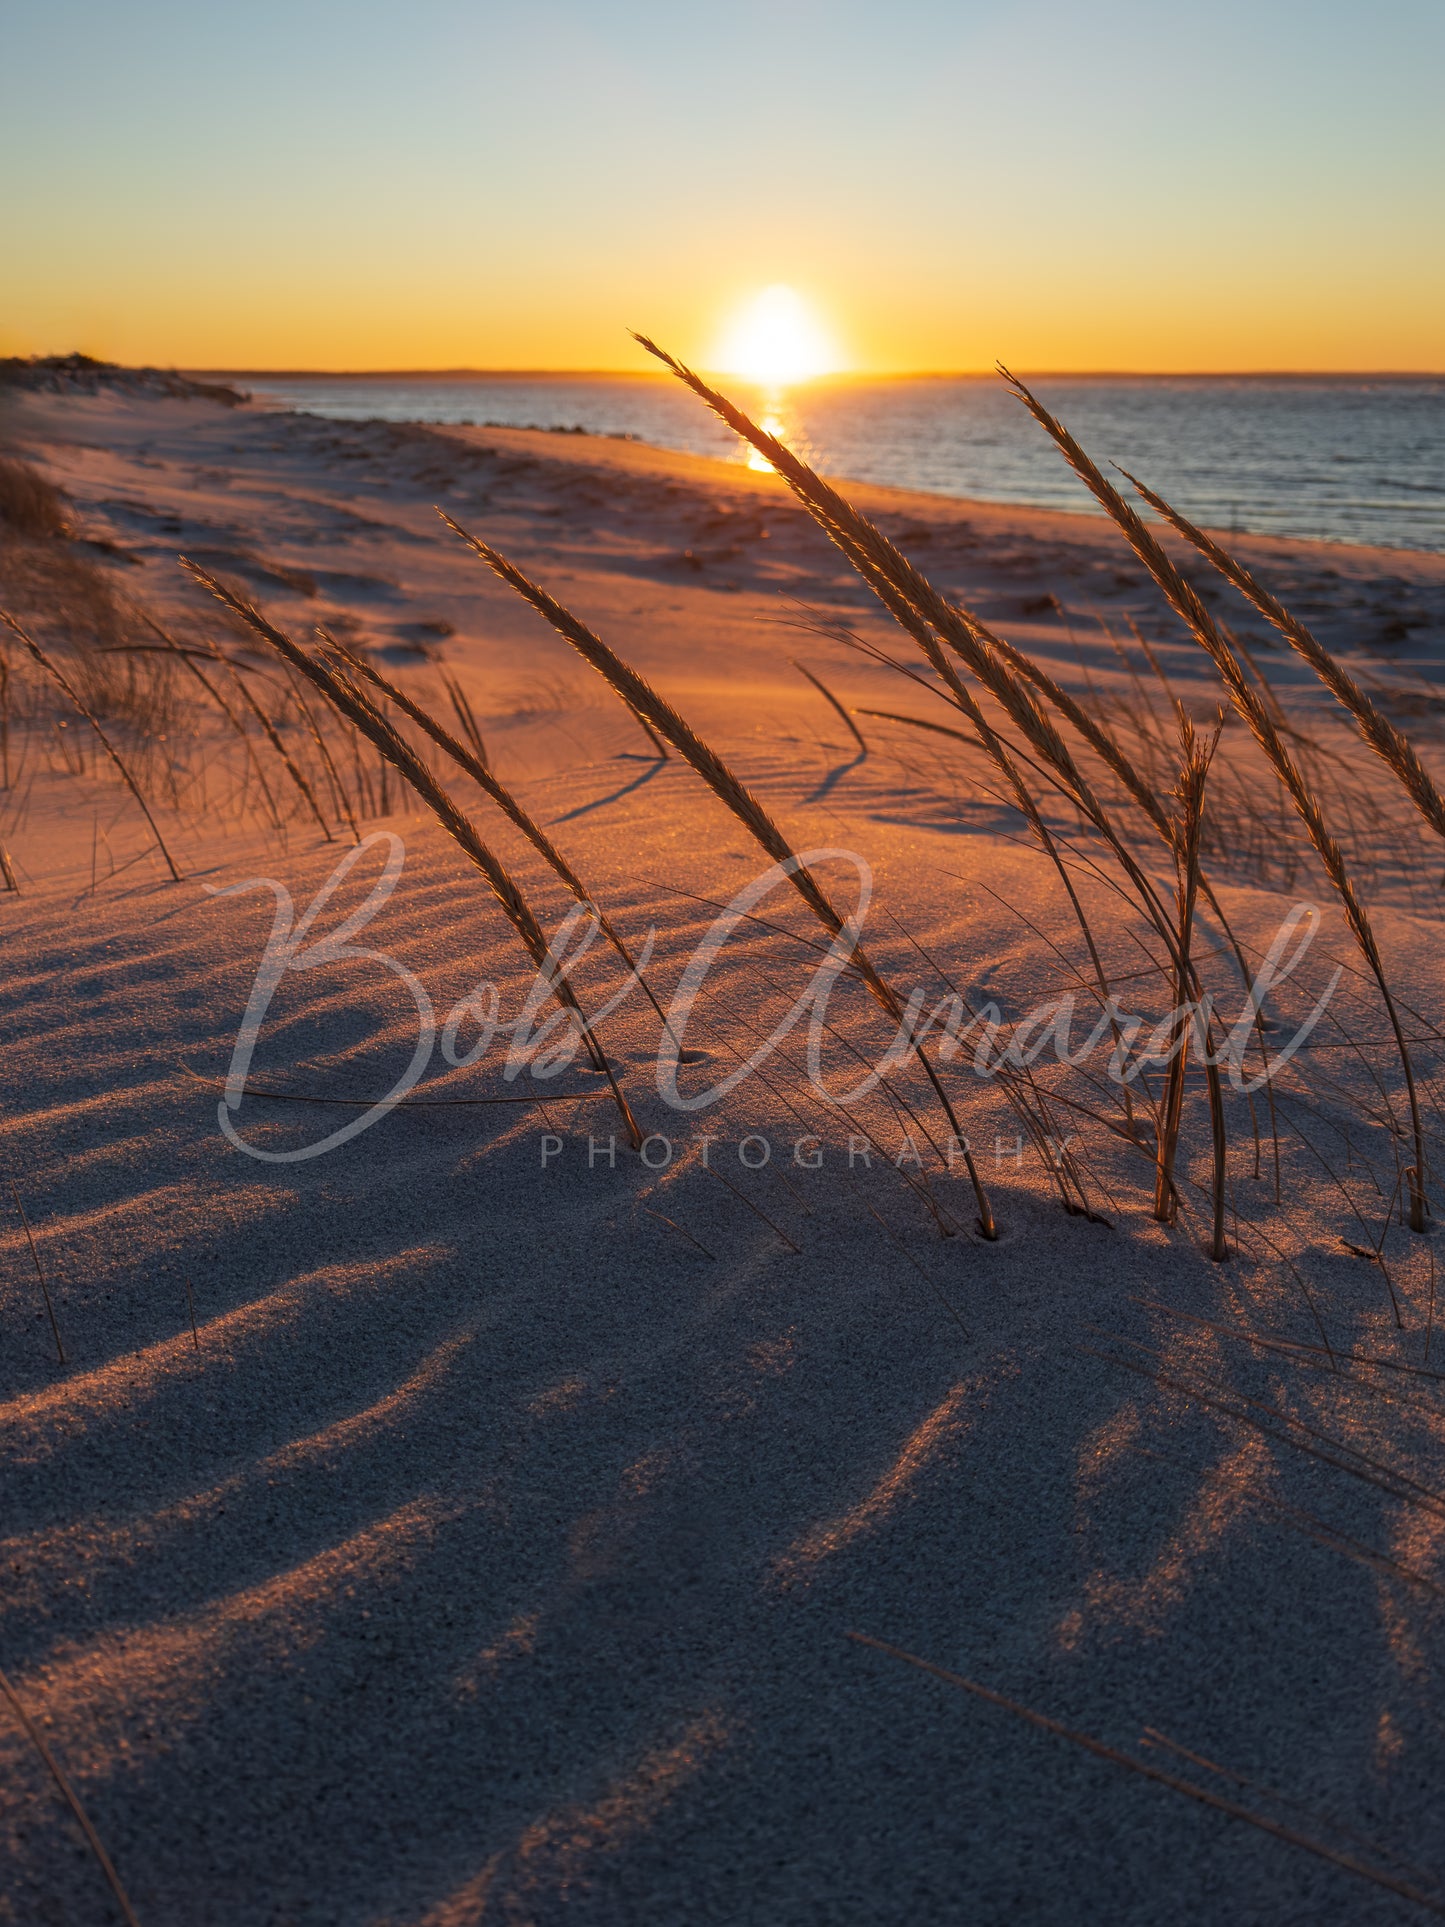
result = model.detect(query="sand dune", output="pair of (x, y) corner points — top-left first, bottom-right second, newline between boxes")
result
(2, 382), (1445, 1923)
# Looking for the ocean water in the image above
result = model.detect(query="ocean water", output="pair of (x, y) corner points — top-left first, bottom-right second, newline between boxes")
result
(240, 372), (1445, 555)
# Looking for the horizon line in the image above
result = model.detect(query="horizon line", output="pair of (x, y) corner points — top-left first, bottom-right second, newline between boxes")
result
(176, 364), (1445, 383)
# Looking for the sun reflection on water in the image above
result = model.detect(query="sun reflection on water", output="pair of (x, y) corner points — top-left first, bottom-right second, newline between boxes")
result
(745, 387), (790, 472)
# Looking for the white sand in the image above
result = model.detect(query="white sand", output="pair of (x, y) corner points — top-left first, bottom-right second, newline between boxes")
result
(2, 383), (1445, 1924)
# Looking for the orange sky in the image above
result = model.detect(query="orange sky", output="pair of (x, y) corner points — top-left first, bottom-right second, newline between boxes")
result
(3, 1), (1442, 374)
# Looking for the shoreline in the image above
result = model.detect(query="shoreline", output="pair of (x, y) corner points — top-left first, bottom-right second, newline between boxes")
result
(209, 392), (1445, 570)
(420, 412), (1445, 581)
(9, 358), (1441, 557)
(5, 385), (1443, 650)
(228, 383), (1445, 563)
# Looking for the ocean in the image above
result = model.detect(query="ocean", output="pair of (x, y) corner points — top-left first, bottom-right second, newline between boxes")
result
(238, 372), (1445, 555)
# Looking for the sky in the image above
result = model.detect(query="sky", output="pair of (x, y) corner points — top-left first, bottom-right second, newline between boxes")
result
(1, 0), (1441, 374)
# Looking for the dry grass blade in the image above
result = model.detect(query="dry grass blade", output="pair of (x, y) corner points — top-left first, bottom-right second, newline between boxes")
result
(632, 336), (1174, 888)
(632, 342), (1218, 1116)
(0, 608), (182, 882)
(846, 1633), (1445, 1918)
(440, 669), (489, 769)
(636, 325), (1297, 1164)
(816, 618), (1159, 1169)
(1126, 1298), (1445, 1382)
(857, 706), (971, 746)
(1087, 1342), (1445, 1518)
(439, 514), (865, 958)
(791, 657), (867, 755)
(1138, 1724), (1444, 1888)
(226, 659), (334, 842)
(862, 684), (1149, 1167)
(641, 1205), (716, 1261)
(181, 560), (642, 1148)
(1155, 717), (1227, 1259)
(438, 513), (998, 1236)
(1154, 737), (1200, 1224)
(627, 705), (671, 759)
(286, 672), (360, 842)
(0, 455), (70, 538)
(1131, 1446), (1445, 1599)
(865, 1203), (974, 1341)
(1122, 468), (1445, 842)
(102, 638), (255, 670)
(319, 634), (673, 1033)
(1001, 368), (1430, 1237)
(981, 625), (1171, 837)
(0, 1662), (143, 1926)
(10, 1178), (63, 1365)
(140, 614), (284, 833)
(700, 1155), (801, 1254)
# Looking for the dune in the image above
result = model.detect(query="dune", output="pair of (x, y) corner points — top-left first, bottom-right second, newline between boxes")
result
(1, 371), (1444, 1924)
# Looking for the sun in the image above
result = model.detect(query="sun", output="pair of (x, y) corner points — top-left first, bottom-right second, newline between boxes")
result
(711, 286), (842, 386)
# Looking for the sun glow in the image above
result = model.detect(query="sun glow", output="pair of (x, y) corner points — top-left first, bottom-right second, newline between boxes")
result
(711, 286), (842, 386)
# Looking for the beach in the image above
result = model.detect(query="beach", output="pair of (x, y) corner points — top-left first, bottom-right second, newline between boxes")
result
(226, 370), (1445, 556)
(3, 376), (1445, 1924)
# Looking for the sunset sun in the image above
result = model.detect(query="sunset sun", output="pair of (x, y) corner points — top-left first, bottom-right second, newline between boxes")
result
(711, 285), (842, 385)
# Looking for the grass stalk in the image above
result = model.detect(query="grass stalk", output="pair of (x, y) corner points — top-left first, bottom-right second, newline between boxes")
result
(320, 633), (681, 1045)
(632, 351), (1212, 1176)
(0, 609), (182, 882)
(1002, 369), (1429, 1235)
(440, 669), (489, 769)
(859, 696), (1148, 1157)
(286, 670), (361, 842)
(181, 561), (642, 1148)
(0, 1663), (143, 1927)
(632, 341), (1213, 1024)
(1155, 719), (1228, 1259)
(645, 349), (1267, 1242)
(439, 513), (998, 1236)
(226, 662), (334, 843)
(141, 615), (285, 835)
(1122, 469), (1445, 843)
(10, 1178), (63, 1365)
(791, 658), (867, 755)
(846, 1633), (1445, 1919)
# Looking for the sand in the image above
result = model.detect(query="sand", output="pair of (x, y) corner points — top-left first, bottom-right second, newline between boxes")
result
(2, 380), (1445, 1925)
